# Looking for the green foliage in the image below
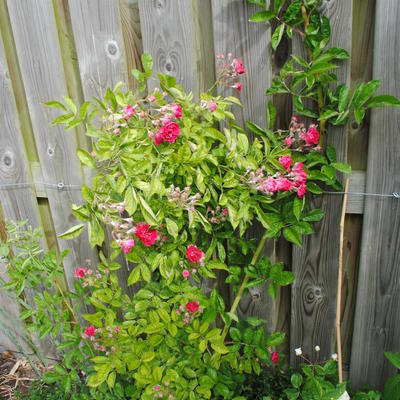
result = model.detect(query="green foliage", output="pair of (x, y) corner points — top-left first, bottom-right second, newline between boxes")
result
(383, 352), (400, 400)
(249, 0), (400, 130)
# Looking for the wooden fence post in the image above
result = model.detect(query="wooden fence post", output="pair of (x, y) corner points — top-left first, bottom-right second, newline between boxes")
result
(350, 0), (400, 389)
(290, 0), (353, 364)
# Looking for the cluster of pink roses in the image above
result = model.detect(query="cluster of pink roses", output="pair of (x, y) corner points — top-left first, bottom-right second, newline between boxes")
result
(206, 206), (229, 224)
(152, 103), (182, 146)
(167, 185), (201, 213)
(117, 221), (161, 254)
(74, 259), (105, 287)
(284, 116), (321, 150)
(181, 245), (205, 279)
(246, 156), (307, 198)
(175, 300), (202, 325)
(216, 52), (245, 92)
(81, 325), (119, 356)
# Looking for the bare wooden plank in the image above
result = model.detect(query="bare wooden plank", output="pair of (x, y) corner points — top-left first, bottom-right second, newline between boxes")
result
(119, 0), (143, 90)
(350, 0), (400, 389)
(6, 0), (94, 290)
(68, 0), (128, 99)
(291, 0), (352, 364)
(138, 0), (214, 96)
(211, 0), (279, 334)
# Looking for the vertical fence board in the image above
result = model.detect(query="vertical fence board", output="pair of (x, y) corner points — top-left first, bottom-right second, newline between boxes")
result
(119, 0), (143, 90)
(0, 26), (55, 355)
(350, 0), (400, 389)
(68, 0), (128, 99)
(211, 0), (279, 334)
(6, 0), (93, 290)
(340, 0), (375, 374)
(291, 0), (352, 364)
(68, 0), (137, 295)
(138, 0), (214, 97)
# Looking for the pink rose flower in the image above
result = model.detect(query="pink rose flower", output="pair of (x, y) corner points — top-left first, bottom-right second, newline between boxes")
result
(123, 105), (135, 120)
(284, 136), (293, 146)
(185, 301), (199, 313)
(171, 103), (183, 119)
(148, 95), (156, 102)
(293, 162), (304, 173)
(278, 155), (292, 170)
(153, 385), (161, 391)
(233, 59), (245, 75)
(186, 245), (204, 263)
(84, 326), (95, 337)
(271, 351), (279, 365)
(154, 132), (165, 146)
(297, 184), (307, 198)
(305, 125), (319, 145)
(161, 114), (172, 126)
(235, 82), (242, 92)
(135, 222), (158, 246)
(276, 178), (292, 191)
(120, 238), (135, 254)
(75, 267), (86, 278)
(266, 177), (277, 193)
(182, 270), (190, 279)
(159, 122), (180, 143)
(208, 101), (217, 112)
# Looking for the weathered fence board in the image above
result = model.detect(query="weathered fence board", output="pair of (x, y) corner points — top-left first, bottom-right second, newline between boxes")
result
(350, 0), (400, 389)
(6, 0), (93, 290)
(68, 0), (138, 295)
(0, 29), (43, 354)
(0, 0), (397, 389)
(211, 0), (279, 335)
(138, 0), (214, 97)
(291, 0), (353, 364)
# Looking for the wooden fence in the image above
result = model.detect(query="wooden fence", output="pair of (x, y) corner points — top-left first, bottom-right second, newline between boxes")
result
(0, 0), (399, 390)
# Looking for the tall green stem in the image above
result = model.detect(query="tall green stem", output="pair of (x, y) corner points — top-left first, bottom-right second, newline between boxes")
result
(221, 232), (269, 340)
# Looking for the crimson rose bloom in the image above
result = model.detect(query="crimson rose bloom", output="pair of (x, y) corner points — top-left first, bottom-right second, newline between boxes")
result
(85, 326), (95, 337)
(186, 245), (204, 263)
(305, 126), (319, 145)
(160, 122), (180, 143)
(75, 267), (86, 278)
(135, 222), (158, 246)
(185, 301), (199, 313)
(271, 351), (279, 365)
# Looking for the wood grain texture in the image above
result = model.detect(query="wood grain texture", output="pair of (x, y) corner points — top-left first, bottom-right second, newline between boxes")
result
(211, 0), (277, 334)
(68, 0), (128, 100)
(211, 0), (272, 130)
(348, 0), (375, 171)
(138, 0), (214, 97)
(291, 0), (352, 364)
(119, 0), (143, 90)
(350, 0), (400, 389)
(6, 0), (93, 291)
(67, 0), (137, 296)
(0, 26), (52, 355)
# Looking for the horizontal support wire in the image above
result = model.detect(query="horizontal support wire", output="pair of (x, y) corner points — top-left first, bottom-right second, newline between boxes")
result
(0, 182), (398, 198)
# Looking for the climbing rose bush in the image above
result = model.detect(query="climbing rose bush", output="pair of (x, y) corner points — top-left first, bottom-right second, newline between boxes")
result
(42, 50), (348, 399)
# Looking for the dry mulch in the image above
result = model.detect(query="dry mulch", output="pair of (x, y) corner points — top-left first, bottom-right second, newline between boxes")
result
(0, 351), (44, 399)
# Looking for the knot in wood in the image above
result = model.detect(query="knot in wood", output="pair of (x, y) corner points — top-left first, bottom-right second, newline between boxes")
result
(105, 40), (120, 60)
(2, 152), (13, 167)
(251, 292), (261, 301)
(47, 147), (54, 157)
(154, 0), (166, 11)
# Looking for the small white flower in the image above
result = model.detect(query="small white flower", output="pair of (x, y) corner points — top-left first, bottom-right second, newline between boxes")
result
(295, 347), (302, 356)
(331, 353), (338, 361)
(338, 390), (350, 400)
(315, 345), (320, 352)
